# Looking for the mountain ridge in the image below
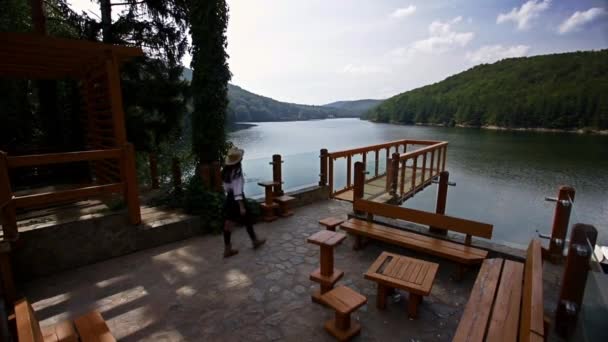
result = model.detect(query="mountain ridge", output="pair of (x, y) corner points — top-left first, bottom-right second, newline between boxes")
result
(363, 50), (608, 130)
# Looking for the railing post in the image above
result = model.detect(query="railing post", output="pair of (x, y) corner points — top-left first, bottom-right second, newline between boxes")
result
(271, 154), (283, 196)
(411, 156), (418, 190)
(374, 149), (379, 177)
(430, 150), (435, 177)
(328, 157), (334, 197)
(548, 186), (575, 263)
(442, 146), (447, 171)
(555, 224), (597, 338)
(122, 143), (141, 225)
(353, 162), (365, 202)
(421, 153), (427, 182)
(148, 153), (160, 189)
(346, 155), (352, 188)
(171, 157), (182, 193)
(319, 148), (328, 186)
(0, 151), (17, 241)
(389, 152), (399, 195)
(429, 171), (449, 235)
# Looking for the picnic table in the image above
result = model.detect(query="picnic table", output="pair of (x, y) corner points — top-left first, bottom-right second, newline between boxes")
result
(364, 251), (438, 319)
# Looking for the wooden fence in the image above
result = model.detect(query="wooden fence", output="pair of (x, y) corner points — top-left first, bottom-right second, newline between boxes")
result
(0, 144), (141, 240)
(323, 139), (448, 200)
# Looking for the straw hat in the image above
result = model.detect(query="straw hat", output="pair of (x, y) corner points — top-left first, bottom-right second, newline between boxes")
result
(224, 147), (244, 166)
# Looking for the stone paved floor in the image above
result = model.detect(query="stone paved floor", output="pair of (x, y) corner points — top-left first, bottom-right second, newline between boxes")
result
(24, 199), (560, 341)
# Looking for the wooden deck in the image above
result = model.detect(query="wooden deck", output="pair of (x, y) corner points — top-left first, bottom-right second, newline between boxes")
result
(333, 166), (434, 203)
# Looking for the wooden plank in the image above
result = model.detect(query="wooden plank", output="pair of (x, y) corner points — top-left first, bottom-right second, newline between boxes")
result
(14, 299), (44, 342)
(486, 260), (524, 342)
(7, 149), (121, 168)
(342, 219), (487, 261)
(321, 286), (367, 315)
(453, 258), (504, 342)
(354, 199), (493, 238)
(73, 311), (116, 342)
(14, 183), (123, 208)
(520, 239), (545, 341)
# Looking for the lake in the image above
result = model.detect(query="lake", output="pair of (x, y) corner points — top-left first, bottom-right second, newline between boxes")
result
(229, 118), (608, 248)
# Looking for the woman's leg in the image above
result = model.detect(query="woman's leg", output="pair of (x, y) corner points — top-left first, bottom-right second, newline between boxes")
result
(223, 220), (238, 257)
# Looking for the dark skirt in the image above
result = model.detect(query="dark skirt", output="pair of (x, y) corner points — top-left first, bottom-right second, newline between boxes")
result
(224, 191), (253, 225)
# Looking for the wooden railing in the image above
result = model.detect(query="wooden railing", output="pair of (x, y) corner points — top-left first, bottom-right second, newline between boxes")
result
(323, 139), (448, 199)
(0, 145), (141, 240)
(389, 141), (448, 199)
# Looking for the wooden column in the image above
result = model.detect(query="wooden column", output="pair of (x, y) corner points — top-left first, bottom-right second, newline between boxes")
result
(0, 152), (17, 241)
(211, 161), (222, 192)
(121, 144), (141, 225)
(105, 56), (128, 144)
(148, 153), (159, 189)
(271, 154), (283, 196)
(328, 157), (334, 196)
(430, 150), (435, 177)
(410, 156), (418, 190)
(421, 153), (427, 182)
(346, 155), (352, 188)
(441, 146), (447, 171)
(555, 224), (597, 337)
(374, 149), (379, 177)
(171, 157), (182, 192)
(199, 163), (211, 188)
(389, 153), (399, 195)
(429, 171), (449, 235)
(0, 243), (15, 306)
(319, 149), (328, 186)
(399, 160), (406, 195)
(29, 0), (47, 34)
(548, 186), (575, 263)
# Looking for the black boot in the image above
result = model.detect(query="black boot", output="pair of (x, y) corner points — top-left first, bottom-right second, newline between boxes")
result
(224, 244), (239, 258)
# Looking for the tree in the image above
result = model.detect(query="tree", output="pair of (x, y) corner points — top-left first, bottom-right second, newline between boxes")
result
(188, 0), (231, 164)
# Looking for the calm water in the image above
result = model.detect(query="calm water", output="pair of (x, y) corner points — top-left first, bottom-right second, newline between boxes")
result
(230, 118), (608, 248)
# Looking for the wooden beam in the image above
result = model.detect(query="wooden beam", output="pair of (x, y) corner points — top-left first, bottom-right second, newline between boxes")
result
(353, 199), (493, 238)
(7, 149), (122, 168)
(14, 183), (123, 208)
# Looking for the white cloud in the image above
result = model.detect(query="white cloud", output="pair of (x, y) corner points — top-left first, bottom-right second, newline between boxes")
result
(341, 64), (389, 75)
(390, 5), (416, 19)
(497, 0), (551, 30)
(466, 44), (530, 64)
(411, 17), (474, 54)
(558, 7), (607, 34)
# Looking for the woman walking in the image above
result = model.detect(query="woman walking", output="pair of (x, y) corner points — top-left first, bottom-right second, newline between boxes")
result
(221, 147), (266, 257)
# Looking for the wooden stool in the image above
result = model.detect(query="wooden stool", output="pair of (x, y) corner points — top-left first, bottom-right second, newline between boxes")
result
(258, 181), (279, 221)
(307, 230), (346, 304)
(273, 195), (295, 217)
(319, 217), (345, 231)
(321, 286), (367, 341)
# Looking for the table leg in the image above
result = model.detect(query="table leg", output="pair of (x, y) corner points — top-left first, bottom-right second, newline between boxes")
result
(408, 293), (422, 319)
(320, 246), (334, 277)
(335, 312), (351, 330)
(377, 283), (388, 310)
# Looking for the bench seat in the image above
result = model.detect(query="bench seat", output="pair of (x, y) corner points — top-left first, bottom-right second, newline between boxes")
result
(454, 240), (545, 342)
(340, 218), (487, 264)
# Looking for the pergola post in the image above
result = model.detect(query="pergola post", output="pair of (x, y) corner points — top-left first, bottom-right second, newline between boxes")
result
(122, 144), (141, 225)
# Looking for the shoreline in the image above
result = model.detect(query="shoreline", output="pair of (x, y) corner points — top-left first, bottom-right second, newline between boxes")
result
(370, 120), (608, 135)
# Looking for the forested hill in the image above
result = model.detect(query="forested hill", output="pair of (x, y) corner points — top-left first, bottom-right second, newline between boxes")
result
(324, 99), (383, 116)
(183, 69), (374, 121)
(363, 50), (608, 130)
(226, 84), (354, 121)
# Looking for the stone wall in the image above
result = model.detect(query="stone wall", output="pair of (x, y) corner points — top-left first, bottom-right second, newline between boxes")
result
(13, 212), (201, 280)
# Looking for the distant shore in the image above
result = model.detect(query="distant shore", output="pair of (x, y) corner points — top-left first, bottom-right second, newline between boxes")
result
(227, 122), (257, 132)
(373, 120), (608, 135)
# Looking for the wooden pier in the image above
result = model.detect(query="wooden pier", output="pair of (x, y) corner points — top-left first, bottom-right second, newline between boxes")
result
(322, 139), (448, 204)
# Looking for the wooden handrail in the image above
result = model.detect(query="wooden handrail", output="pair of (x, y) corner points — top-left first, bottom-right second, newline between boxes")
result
(7, 149), (122, 168)
(328, 139), (409, 159)
(399, 141), (448, 160)
(14, 183), (123, 208)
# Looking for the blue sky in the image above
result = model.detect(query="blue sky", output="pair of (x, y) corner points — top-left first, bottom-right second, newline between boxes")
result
(69, 0), (608, 104)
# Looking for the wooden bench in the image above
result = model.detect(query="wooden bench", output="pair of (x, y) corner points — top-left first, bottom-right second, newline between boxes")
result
(321, 286), (367, 341)
(15, 298), (116, 342)
(453, 240), (545, 342)
(273, 195), (295, 217)
(341, 199), (492, 274)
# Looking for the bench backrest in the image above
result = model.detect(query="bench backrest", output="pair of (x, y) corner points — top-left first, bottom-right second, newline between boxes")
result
(353, 199), (493, 242)
(14, 299), (44, 342)
(520, 239), (544, 341)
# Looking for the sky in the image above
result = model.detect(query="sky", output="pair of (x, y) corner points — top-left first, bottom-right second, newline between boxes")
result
(68, 0), (608, 105)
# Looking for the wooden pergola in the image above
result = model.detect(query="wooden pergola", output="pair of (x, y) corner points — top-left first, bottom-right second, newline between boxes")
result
(0, 32), (144, 243)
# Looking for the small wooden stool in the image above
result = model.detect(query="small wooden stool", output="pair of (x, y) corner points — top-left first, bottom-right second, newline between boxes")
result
(307, 230), (346, 304)
(319, 217), (345, 231)
(321, 286), (367, 341)
(274, 195), (295, 217)
(258, 181), (279, 221)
